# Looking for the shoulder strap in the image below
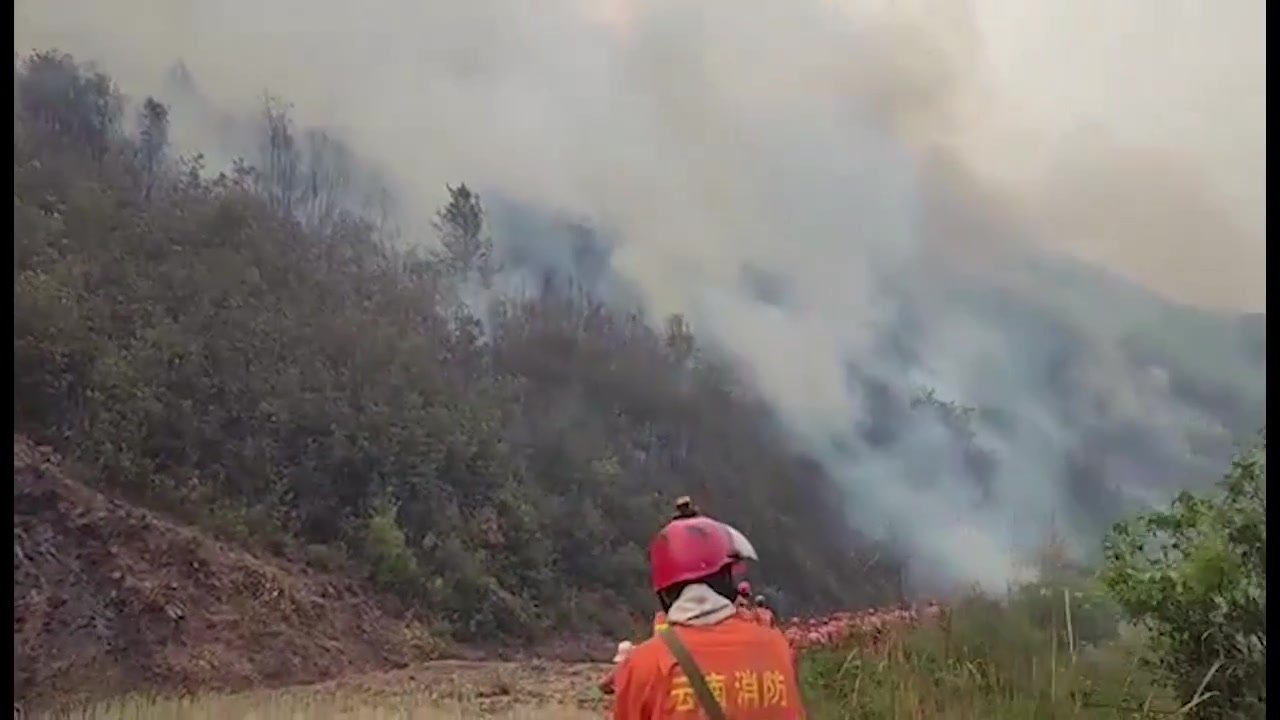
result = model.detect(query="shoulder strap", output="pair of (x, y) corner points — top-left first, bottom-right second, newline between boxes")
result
(656, 624), (729, 720)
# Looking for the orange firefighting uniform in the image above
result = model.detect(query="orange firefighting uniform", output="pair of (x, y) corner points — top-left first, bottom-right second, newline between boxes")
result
(611, 614), (805, 720)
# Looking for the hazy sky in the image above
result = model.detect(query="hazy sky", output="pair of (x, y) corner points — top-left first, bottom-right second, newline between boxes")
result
(591, 0), (1267, 310)
(15, 0), (1266, 310)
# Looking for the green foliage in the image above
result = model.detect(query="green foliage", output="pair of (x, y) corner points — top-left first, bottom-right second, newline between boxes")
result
(136, 97), (169, 199)
(12, 51), (897, 643)
(434, 183), (495, 284)
(1101, 434), (1266, 719)
(303, 542), (351, 573)
(800, 592), (1174, 720)
(16, 50), (122, 162)
(798, 440), (1266, 720)
(362, 503), (421, 594)
(1011, 529), (1124, 649)
(1007, 580), (1121, 651)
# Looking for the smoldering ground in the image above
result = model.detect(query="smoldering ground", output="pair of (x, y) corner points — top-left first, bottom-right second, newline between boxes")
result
(15, 0), (1265, 590)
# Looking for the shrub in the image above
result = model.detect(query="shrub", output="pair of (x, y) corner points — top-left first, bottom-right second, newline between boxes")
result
(798, 591), (1171, 720)
(362, 503), (422, 594)
(304, 542), (350, 573)
(1102, 433), (1266, 719)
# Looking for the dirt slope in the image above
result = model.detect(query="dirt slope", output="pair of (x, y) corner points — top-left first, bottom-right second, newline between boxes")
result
(12, 435), (441, 708)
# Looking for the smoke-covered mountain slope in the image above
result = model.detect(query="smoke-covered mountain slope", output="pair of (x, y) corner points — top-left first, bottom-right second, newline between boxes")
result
(14, 13), (1264, 601)
(483, 185), (1264, 588)
(462, 134), (1265, 585)
(14, 52), (902, 646)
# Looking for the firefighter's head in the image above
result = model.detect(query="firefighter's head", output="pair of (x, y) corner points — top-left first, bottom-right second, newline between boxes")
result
(672, 495), (698, 519)
(648, 515), (758, 610)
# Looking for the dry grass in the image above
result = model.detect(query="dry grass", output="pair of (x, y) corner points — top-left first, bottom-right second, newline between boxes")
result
(20, 661), (611, 720)
(23, 689), (604, 720)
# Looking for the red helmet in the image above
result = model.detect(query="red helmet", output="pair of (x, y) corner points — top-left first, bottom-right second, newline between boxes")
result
(737, 581), (753, 597)
(649, 516), (759, 592)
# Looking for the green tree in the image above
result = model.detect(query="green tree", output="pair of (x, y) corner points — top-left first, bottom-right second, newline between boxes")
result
(16, 50), (122, 163)
(434, 183), (495, 285)
(136, 97), (169, 200)
(362, 502), (421, 595)
(256, 93), (301, 216)
(1102, 432), (1266, 719)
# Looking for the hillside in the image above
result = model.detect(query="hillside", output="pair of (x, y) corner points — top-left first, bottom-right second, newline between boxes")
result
(13, 435), (444, 707)
(13, 50), (895, 651)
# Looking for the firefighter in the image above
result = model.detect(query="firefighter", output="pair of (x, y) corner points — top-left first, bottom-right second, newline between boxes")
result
(753, 595), (777, 628)
(610, 511), (805, 719)
(672, 495), (699, 519)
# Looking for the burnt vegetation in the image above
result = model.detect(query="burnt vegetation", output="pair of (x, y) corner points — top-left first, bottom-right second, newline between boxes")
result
(13, 50), (898, 642)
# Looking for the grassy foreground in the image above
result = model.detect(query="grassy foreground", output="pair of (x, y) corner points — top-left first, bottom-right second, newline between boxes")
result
(799, 593), (1191, 720)
(27, 594), (1179, 720)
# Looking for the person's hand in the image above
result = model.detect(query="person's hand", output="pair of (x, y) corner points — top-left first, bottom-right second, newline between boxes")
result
(599, 640), (635, 696)
(612, 640), (635, 663)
